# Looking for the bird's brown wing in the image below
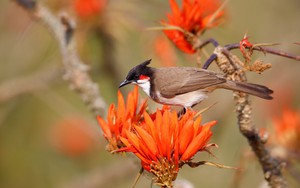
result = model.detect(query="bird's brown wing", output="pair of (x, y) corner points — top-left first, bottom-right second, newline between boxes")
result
(153, 67), (226, 98)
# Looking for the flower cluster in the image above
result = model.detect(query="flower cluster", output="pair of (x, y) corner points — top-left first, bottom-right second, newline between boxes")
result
(162, 0), (225, 53)
(272, 107), (300, 155)
(50, 116), (96, 156)
(74, 0), (107, 19)
(120, 109), (215, 186)
(97, 86), (216, 187)
(153, 34), (177, 67)
(97, 86), (147, 151)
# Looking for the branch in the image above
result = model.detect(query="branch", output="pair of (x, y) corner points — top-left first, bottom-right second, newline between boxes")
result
(213, 46), (287, 187)
(0, 65), (60, 102)
(13, 0), (106, 115)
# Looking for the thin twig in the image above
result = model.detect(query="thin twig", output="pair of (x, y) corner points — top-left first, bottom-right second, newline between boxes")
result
(225, 43), (300, 61)
(131, 168), (144, 188)
(202, 41), (300, 69)
(185, 160), (237, 170)
(13, 0), (107, 115)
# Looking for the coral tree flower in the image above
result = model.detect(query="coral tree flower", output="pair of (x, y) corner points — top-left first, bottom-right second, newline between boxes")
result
(162, 0), (225, 53)
(50, 116), (96, 156)
(97, 87), (218, 186)
(272, 107), (300, 154)
(119, 108), (216, 187)
(97, 86), (147, 151)
(74, 0), (107, 19)
(153, 34), (177, 67)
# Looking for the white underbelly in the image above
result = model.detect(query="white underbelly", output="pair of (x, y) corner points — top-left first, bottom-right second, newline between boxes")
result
(156, 90), (208, 107)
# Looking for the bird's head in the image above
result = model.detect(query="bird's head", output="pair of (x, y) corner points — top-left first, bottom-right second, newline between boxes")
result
(119, 59), (153, 88)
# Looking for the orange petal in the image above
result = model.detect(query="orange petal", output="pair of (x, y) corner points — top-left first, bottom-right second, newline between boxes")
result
(107, 104), (116, 126)
(126, 92), (134, 118)
(125, 130), (142, 152)
(125, 129), (152, 161)
(121, 120), (131, 138)
(144, 112), (159, 141)
(202, 120), (217, 129)
(135, 152), (152, 166)
(144, 111), (163, 155)
(172, 111), (180, 145)
(169, 0), (181, 18)
(120, 137), (131, 147)
(161, 110), (171, 158)
(135, 126), (158, 159)
(181, 122), (215, 161)
(117, 90), (126, 121)
(179, 119), (194, 155)
(135, 99), (148, 122)
(133, 85), (139, 109)
(97, 116), (112, 138)
(193, 116), (202, 137)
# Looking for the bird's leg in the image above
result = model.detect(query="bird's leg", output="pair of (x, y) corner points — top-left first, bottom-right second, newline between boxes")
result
(177, 106), (195, 118)
(177, 107), (187, 118)
(202, 54), (218, 69)
(193, 38), (219, 70)
(194, 38), (219, 50)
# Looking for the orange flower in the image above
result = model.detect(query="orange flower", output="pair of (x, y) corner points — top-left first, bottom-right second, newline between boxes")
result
(97, 86), (147, 151)
(74, 0), (107, 19)
(272, 107), (300, 153)
(119, 108), (216, 187)
(162, 0), (225, 53)
(153, 34), (177, 67)
(50, 116), (96, 156)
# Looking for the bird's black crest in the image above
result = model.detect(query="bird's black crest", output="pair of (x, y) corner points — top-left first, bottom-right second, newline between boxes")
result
(140, 59), (151, 67)
(126, 59), (153, 81)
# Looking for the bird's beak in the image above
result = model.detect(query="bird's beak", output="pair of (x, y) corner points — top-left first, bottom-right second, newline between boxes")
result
(119, 79), (131, 88)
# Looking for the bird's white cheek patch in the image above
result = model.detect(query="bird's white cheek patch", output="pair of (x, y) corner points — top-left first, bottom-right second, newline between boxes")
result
(137, 79), (151, 96)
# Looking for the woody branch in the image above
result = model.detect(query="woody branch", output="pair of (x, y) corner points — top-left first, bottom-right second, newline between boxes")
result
(13, 0), (106, 115)
(212, 46), (287, 187)
(0, 65), (60, 102)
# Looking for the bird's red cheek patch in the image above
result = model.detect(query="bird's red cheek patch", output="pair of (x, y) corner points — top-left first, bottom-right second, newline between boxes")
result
(139, 74), (150, 80)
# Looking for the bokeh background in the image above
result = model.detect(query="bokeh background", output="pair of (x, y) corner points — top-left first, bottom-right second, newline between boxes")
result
(0, 0), (300, 188)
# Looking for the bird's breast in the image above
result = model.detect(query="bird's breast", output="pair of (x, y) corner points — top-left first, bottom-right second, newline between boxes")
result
(155, 90), (208, 108)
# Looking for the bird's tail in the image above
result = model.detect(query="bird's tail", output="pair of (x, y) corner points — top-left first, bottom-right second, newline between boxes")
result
(223, 81), (273, 100)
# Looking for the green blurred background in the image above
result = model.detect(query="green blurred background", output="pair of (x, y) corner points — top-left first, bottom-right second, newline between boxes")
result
(0, 0), (300, 187)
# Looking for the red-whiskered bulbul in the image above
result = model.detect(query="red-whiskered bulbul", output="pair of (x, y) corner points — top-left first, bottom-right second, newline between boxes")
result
(119, 59), (273, 108)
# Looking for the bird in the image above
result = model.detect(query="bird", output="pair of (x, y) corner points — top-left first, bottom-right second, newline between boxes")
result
(119, 59), (273, 109)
